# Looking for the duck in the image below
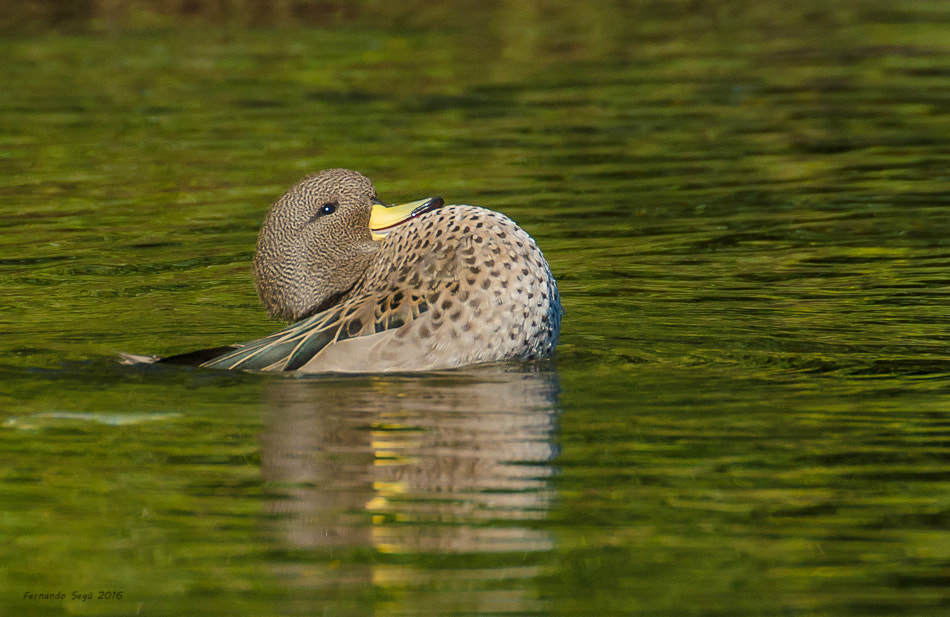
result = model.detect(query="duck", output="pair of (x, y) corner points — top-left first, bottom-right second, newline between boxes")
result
(127, 168), (561, 373)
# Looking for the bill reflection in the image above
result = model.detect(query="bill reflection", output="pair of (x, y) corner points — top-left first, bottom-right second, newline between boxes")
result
(260, 365), (561, 555)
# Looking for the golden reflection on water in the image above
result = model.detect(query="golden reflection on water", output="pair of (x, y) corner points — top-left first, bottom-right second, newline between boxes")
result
(259, 365), (560, 556)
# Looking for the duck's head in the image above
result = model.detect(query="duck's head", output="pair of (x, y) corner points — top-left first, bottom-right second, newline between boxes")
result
(254, 168), (443, 321)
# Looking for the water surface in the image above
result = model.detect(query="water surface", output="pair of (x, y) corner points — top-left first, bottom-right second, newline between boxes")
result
(2, 2), (950, 615)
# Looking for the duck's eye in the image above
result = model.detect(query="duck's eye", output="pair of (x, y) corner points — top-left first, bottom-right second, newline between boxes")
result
(320, 202), (338, 215)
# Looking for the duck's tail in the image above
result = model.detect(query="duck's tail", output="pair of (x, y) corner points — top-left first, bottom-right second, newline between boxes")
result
(118, 346), (240, 367)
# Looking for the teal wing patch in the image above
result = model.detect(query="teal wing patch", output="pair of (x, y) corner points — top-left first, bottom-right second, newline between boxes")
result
(200, 306), (347, 371)
(200, 287), (434, 372)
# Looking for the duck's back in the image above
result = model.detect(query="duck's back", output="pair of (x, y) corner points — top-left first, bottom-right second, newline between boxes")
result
(299, 205), (561, 372)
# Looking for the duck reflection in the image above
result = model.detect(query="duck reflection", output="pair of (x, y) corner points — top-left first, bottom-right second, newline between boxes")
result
(260, 364), (560, 555)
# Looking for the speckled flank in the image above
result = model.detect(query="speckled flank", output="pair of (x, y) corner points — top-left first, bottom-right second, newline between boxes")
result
(305, 206), (561, 372)
(202, 170), (561, 373)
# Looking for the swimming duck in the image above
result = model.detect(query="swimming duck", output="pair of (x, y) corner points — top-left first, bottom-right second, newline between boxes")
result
(132, 168), (561, 373)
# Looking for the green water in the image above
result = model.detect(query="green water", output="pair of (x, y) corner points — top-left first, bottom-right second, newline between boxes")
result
(3, 2), (950, 615)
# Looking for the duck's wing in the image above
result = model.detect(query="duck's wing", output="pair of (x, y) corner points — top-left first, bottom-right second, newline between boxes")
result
(199, 285), (434, 372)
(203, 222), (475, 373)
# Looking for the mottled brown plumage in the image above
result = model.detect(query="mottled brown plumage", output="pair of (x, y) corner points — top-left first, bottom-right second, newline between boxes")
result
(253, 169), (380, 321)
(173, 169), (560, 372)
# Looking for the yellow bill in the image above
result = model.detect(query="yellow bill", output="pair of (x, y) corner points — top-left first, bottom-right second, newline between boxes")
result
(370, 197), (445, 241)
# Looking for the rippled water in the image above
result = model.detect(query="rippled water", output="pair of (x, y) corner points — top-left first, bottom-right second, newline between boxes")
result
(2, 2), (950, 615)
